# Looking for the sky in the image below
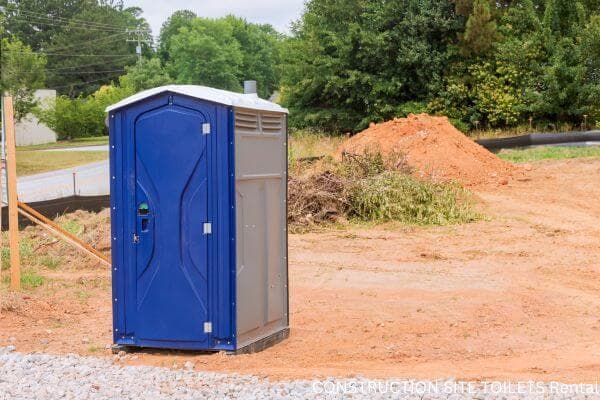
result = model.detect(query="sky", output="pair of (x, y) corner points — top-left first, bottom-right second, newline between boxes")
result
(124, 0), (306, 37)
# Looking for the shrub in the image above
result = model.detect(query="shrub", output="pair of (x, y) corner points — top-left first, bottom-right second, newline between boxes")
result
(348, 172), (479, 225)
(36, 84), (133, 139)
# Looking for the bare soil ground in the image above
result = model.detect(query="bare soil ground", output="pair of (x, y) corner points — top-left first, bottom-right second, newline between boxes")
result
(1, 158), (599, 382)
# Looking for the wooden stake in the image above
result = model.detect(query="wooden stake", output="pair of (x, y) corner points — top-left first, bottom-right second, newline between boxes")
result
(0, 97), (4, 283)
(4, 97), (20, 290)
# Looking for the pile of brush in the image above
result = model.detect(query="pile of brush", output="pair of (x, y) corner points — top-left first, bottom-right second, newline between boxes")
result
(287, 150), (480, 231)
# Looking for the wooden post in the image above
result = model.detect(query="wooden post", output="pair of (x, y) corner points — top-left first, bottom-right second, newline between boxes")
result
(4, 97), (20, 290)
(0, 97), (4, 283)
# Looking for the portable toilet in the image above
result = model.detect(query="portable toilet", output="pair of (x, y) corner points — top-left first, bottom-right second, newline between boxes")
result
(106, 85), (289, 353)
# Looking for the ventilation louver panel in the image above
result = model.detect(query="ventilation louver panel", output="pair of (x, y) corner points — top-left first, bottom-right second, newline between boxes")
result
(260, 113), (283, 135)
(235, 111), (259, 134)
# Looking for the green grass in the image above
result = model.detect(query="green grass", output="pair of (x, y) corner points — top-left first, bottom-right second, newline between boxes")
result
(1, 239), (34, 264)
(289, 129), (345, 162)
(498, 146), (600, 163)
(60, 219), (83, 235)
(40, 255), (63, 270)
(20, 272), (45, 288)
(468, 122), (581, 139)
(1, 270), (45, 289)
(16, 150), (108, 176)
(17, 136), (108, 151)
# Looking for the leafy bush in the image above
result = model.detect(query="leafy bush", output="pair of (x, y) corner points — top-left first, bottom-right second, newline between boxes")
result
(35, 58), (171, 139)
(36, 84), (132, 139)
(348, 171), (479, 225)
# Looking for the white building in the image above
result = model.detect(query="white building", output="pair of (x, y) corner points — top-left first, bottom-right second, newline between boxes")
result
(15, 89), (57, 146)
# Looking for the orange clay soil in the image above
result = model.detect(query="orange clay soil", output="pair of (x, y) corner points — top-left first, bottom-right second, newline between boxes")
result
(338, 114), (518, 186)
(1, 158), (599, 382)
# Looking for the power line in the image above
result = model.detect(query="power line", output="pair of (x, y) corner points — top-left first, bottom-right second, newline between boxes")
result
(4, 50), (138, 57)
(126, 28), (152, 61)
(12, 9), (151, 32)
(44, 32), (129, 53)
(7, 16), (133, 33)
(6, 10), (149, 33)
(43, 56), (137, 71)
(48, 69), (126, 75)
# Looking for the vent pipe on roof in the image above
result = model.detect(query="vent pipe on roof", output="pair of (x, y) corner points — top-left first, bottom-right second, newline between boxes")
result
(244, 80), (257, 95)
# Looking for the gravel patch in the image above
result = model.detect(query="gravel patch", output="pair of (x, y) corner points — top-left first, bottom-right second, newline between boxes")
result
(1, 347), (599, 399)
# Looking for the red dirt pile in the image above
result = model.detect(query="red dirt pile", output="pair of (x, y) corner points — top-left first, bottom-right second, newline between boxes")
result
(338, 114), (517, 186)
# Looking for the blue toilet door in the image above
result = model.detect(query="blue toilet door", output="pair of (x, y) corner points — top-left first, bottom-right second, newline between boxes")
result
(129, 101), (214, 344)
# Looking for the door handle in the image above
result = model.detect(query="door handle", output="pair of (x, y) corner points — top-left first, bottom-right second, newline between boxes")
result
(136, 202), (152, 239)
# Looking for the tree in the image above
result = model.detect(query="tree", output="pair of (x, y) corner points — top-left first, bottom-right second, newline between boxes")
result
(44, 3), (151, 97)
(118, 58), (172, 92)
(280, 0), (461, 132)
(0, 37), (47, 120)
(167, 18), (244, 92)
(158, 10), (197, 62)
(459, 0), (501, 56)
(226, 16), (282, 98)
(578, 15), (600, 123)
(543, 0), (586, 38)
(162, 15), (281, 97)
(0, 0), (93, 51)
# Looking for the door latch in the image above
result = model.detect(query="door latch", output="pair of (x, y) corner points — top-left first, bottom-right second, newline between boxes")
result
(132, 233), (140, 244)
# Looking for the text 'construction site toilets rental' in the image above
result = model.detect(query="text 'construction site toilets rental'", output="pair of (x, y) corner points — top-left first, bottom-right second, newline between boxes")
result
(106, 84), (289, 353)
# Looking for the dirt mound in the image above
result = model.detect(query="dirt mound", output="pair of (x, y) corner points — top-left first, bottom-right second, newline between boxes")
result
(338, 114), (517, 186)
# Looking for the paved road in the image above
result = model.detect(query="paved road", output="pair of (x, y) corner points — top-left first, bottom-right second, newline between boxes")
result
(2, 160), (109, 203)
(42, 145), (108, 152)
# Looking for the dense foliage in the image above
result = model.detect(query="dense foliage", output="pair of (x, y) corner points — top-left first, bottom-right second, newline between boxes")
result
(160, 14), (282, 98)
(1, 2), (281, 137)
(37, 58), (171, 138)
(2, 0), (599, 136)
(281, 0), (600, 132)
(1, 0), (150, 97)
(280, 0), (460, 132)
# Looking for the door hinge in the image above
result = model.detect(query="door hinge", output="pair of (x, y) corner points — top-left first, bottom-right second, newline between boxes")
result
(132, 233), (139, 244)
(202, 123), (211, 135)
(203, 321), (212, 334)
(203, 222), (212, 235)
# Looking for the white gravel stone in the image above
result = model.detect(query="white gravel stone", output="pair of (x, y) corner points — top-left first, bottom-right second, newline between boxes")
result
(1, 348), (599, 399)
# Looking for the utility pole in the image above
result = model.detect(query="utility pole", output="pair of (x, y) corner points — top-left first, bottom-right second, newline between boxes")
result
(126, 27), (151, 61)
